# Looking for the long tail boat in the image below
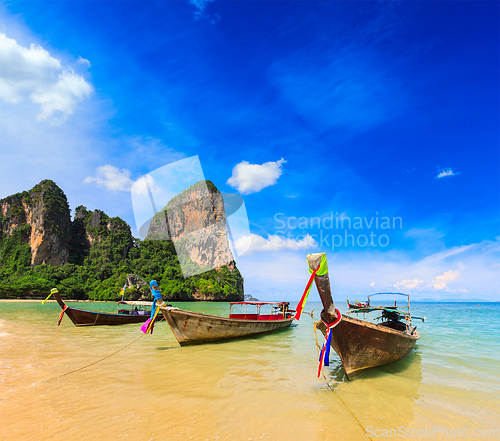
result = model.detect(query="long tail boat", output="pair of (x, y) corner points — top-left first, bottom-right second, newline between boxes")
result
(49, 289), (163, 326)
(307, 253), (421, 380)
(161, 301), (294, 345)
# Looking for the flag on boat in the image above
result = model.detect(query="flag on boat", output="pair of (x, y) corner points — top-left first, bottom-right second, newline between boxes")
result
(119, 284), (127, 300)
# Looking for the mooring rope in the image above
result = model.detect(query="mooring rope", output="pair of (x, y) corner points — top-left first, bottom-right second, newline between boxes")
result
(314, 321), (374, 441)
(44, 317), (165, 383)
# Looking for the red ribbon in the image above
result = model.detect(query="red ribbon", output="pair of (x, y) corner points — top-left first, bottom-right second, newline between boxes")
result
(58, 305), (68, 326)
(295, 267), (319, 321)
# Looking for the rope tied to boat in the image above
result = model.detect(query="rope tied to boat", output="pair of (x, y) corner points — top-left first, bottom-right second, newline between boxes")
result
(45, 316), (168, 382)
(317, 308), (342, 377)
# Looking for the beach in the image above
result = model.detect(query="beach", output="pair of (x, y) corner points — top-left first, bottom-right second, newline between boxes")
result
(0, 301), (499, 440)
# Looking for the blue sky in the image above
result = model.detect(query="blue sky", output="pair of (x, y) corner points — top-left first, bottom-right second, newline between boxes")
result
(0, 1), (498, 300)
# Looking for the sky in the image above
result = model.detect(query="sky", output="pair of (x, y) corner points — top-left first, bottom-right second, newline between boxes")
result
(0, 0), (498, 301)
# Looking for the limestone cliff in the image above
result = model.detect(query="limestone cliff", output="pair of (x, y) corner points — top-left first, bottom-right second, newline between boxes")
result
(147, 181), (235, 274)
(70, 206), (133, 265)
(0, 181), (133, 269)
(0, 180), (71, 266)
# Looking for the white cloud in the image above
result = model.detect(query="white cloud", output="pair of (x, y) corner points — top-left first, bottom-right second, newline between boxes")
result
(84, 165), (134, 192)
(227, 158), (286, 195)
(370, 282), (375, 286)
(436, 168), (460, 179)
(0, 15), (189, 234)
(188, 0), (214, 19)
(394, 279), (423, 290)
(77, 56), (91, 67)
(0, 32), (93, 123)
(234, 233), (317, 255)
(428, 270), (459, 290)
(422, 244), (474, 263)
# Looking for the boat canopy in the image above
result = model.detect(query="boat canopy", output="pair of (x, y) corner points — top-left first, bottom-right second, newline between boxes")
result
(367, 292), (410, 299)
(117, 301), (153, 306)
(348, 306), (408, 315)
(230, 301), (285, 306)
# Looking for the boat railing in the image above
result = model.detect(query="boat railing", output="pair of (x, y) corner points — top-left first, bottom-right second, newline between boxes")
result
(229, 302), (291, 320)
(346, 293), (413, 334)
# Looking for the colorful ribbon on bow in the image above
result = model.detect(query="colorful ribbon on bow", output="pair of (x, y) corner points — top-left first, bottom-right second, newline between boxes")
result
(141, 280), (163, 334)
(141, 306), (161, 334)
(58, 305), (68, 326)
(296, 254), (329, 321)
(318, 309), (342, 377)
(295, 268), (318, 321)
(42, 287), (59, 305)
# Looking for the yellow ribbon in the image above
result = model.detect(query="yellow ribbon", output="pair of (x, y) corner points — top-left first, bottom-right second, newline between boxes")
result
(146, 306), (161, 334)
(42, 288), (58, 305)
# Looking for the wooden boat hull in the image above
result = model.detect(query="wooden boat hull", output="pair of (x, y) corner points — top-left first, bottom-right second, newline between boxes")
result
(317, 314), (419, 380)
(51, 291), (159, 326)
(161, 307), (294, 345)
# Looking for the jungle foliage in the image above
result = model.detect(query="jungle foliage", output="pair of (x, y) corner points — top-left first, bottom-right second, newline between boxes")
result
(0, 233), (243, 301)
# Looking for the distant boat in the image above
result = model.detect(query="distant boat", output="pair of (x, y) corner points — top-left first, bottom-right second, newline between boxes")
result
(308, 253), (422, 380)
(161, 301), (294, 345)
(346, 299), (369, 309)
(50, 290), (164, 326)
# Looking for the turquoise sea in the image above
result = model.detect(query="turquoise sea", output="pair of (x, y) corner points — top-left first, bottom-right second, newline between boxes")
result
(0, 300), (499, 440)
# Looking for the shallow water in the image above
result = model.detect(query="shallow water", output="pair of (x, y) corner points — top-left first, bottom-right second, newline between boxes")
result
(0, 301), (499, 440)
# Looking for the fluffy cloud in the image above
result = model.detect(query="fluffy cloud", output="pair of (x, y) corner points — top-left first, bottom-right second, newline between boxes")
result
(428, 270), (459, 290)
(394, 279), (423, 290)
(227, 158), (286, 195)
(0, 32), (93, 123)
(436, 168), (460, 179)
(84, 165), (134, 192)
(234, 233), (317, 255)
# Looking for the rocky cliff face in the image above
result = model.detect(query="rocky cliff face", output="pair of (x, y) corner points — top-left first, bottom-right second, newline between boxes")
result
(0, 180), (71, 266)
(0, 181), (133, 268)
(147, 180), (235, 276)
(73, 206), (133, 255)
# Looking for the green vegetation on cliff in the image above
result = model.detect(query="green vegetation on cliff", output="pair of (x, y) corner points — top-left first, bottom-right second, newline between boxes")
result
(0, 239), (243, 301)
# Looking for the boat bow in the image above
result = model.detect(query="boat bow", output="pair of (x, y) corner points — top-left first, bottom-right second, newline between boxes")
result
(306, 252), (419, 380)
